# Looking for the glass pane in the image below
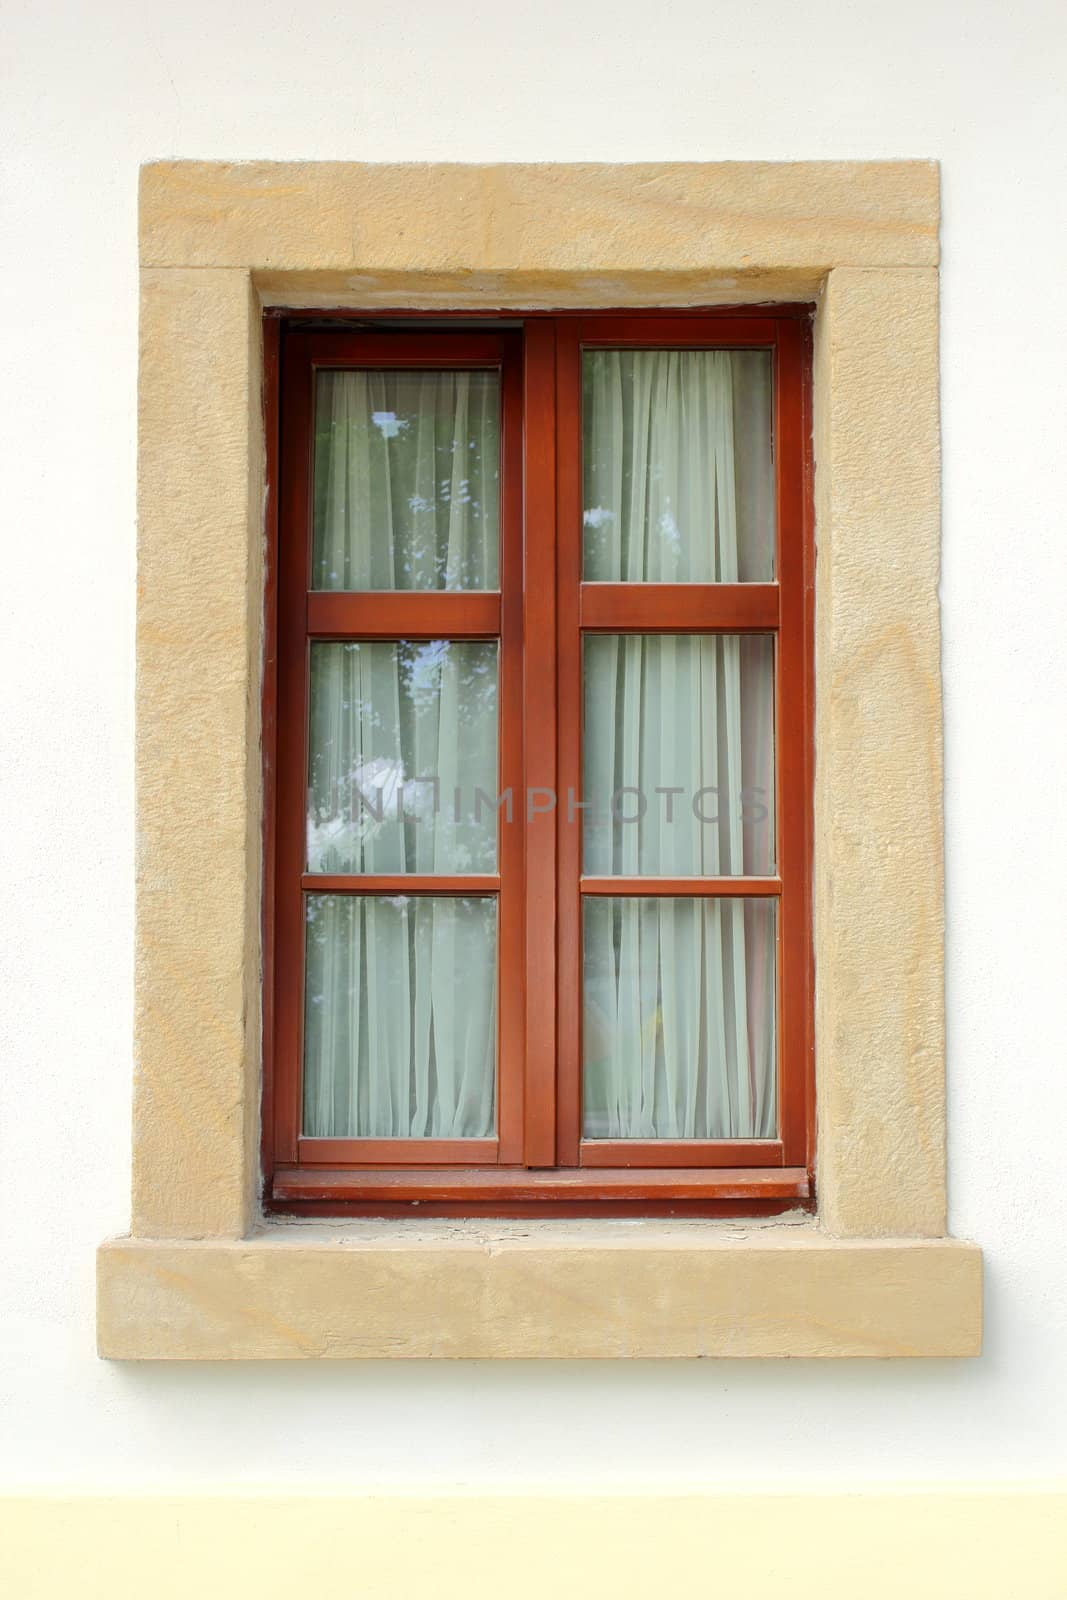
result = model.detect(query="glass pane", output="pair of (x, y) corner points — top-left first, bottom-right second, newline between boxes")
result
(307, 640), (499, 874)
(583, 897), (776, 1139)
(582, 349), (774, 581)
(303, 895), (497, 1138)
(582, 634), (774, 875)
(313, 369), (500, 590)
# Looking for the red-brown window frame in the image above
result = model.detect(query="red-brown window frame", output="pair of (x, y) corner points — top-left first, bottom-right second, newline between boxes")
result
(263, 308), (814, 1218)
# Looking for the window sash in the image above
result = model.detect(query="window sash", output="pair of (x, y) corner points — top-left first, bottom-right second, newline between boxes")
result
(272, 330), (527, 1169)
(554, 316), (812, 1175)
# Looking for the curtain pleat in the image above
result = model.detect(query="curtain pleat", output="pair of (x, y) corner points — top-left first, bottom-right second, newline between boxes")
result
(312, 369), (499, 591)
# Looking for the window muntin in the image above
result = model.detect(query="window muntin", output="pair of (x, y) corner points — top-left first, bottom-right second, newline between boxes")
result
(268, 314), (813, 1213)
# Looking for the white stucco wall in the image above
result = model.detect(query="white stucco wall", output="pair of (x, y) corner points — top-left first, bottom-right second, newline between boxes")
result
(2, 0), (1064, 1490)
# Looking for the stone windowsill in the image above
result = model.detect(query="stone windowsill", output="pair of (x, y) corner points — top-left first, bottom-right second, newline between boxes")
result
(97, 1218), (982, 1359)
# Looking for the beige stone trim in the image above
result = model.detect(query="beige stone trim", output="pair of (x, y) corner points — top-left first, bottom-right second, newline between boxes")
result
(813, 267), (945, 1237)
(106, 160), (976, 1357)
(140, 160), (939, 274)
(255, 266), (826, 311)
(134, 267), (263, 1238)
(98, 1224), (980, 1359)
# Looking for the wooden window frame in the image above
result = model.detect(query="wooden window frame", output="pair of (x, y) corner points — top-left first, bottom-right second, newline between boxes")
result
(264, 307), (814, 1218)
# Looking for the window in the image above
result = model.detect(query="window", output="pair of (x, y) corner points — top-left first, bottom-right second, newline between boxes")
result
(104, 159), (977, 1361)
(265, 311), (813, 1217)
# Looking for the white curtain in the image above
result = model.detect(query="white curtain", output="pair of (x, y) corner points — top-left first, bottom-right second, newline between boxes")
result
(303, 370), (500, 1139)
(581, 350), (777, 1139)
(304, 894), (496, 1138)
(312, 369), (499, 591)
(582, 348), (774, 583)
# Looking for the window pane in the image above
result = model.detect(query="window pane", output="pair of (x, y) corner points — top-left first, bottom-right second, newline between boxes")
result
(313, 369), (500, 590)
(582, 349), (774, 581)
(304, 895), (497, 1138)
(583, 897), (776, 1139)
(307, 640), (499, 874)
(583, 634), (774, 875)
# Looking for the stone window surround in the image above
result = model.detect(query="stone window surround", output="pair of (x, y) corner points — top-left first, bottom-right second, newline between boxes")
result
(96, 160), (981, 1359)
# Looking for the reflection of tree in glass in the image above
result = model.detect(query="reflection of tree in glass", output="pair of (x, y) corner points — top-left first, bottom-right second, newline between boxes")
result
(398, 639), (497, 730)
(306, 639), (499, 875)
(312, 370), (500, 591)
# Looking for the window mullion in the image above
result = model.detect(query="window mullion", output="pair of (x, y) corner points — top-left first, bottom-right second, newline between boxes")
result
(521, 318), (562, 1167)
(554, 319), (584, 1166)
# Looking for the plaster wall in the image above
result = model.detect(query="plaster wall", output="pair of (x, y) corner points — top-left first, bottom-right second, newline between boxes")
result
(2, 0), (1066, 1493)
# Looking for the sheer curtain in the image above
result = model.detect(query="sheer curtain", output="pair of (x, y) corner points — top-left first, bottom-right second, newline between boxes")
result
(312, 369), (499, 591)
(582, 349), (777, 1140)
(303, 369), (500, 1140)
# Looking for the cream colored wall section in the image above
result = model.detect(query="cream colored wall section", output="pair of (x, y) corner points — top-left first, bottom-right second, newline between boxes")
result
(5, 1492), (1065, 1600)
(100, 159), (980, 1358)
